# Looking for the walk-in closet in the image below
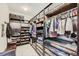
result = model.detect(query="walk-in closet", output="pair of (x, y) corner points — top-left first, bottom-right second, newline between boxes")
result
(0, 3), (79, 56)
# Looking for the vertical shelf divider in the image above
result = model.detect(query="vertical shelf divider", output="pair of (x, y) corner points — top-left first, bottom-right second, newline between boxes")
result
(77, 3), (79, 56)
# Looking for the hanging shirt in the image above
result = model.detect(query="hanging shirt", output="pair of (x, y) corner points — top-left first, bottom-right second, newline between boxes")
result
(44, 20), (48, 38)
(72, 16), (77, 32)
(61, 19), (66, 34)
(29, 24), (32, 34)
(55, 17), (60, 32)
(32, 23), (36, 37)
(49, 17), (54, 37)
(56, 18), (59, 30)
(6, 23), (12, 38)
(44, 19), (51, 38)
(56, 19), (62, 34)
(66, 17), (73, 33)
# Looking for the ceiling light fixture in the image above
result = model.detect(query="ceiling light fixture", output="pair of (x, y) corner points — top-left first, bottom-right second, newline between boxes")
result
(22, 6), (28, 11)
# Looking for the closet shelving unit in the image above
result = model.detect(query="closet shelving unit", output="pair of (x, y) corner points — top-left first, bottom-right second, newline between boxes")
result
(30, 3), (78, 56)
(44, 3), (77, 56)
(29, 17), (44, 56)
(30, 3), (53, 56)
(77, 4), (79, 55)
(31, 16), (51, 56)
(9, 14), (24, 46)
(19, 23), (30, 45)
(10, 20), (25, 46)
(9, 14), (30, 46)
(36, 17), (45, 56)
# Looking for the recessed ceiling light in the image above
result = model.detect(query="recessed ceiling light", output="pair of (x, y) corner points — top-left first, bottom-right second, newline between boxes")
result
(22, 6), (28, 11)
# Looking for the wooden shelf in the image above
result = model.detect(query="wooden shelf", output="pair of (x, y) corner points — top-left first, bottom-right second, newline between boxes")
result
(21, 29), (29, 31)
(20, 31), (29, 32)
(12, 35), (20, 37)
(22, 39), (29, 41)
(36, 43), (51, 56)
(20, 37), (30, 39)
(46, 3), (77, 17)
(10, 18), (24, 21)
(36, 21), (43, 24)
(45, 37), (74, 43)
(30, 44), (41, 56)
(36, 26), (43, 30)
(51, 44), (76, 55)
(21, 41), (29, 44)
(37, 32), (43, 34)
(21, 27), (29, 29)
(17, 41), (21, 42)
(20, 34), (29, 36)
(20, 32), (29, 34)
(45, 40), (77, 56)
(17, 25), (30, 45)
(37, 25), (43, 28)
(45, 40), (77, 52)
(45, 46), (60, 56)
(51, 41), (77, 53)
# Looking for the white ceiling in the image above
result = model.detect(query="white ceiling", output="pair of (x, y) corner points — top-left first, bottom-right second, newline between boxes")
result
(7, 3), (49, 20)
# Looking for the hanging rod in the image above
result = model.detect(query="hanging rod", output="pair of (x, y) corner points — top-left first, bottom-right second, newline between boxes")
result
(30, 3), (53, 22)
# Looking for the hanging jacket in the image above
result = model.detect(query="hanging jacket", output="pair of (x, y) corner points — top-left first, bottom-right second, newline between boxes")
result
(6, 23), (12, 38)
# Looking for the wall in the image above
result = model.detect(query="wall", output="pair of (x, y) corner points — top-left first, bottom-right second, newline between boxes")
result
(9, 11), (29, 20)
(0, 4), (9, 52)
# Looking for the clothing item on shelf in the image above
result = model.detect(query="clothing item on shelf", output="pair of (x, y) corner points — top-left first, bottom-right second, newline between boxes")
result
(37, 37), (43, 41)
(71, 32), (76, 38)
(64, 31), (71, 38)
(57, 36), (74, 42)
